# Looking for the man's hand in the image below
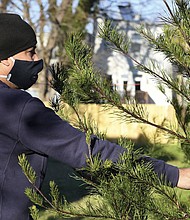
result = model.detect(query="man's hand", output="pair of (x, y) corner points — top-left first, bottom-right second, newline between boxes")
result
(177, 168), (190, 189)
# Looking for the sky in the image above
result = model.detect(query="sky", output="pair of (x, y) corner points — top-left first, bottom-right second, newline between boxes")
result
(9, 0), (174, 33)
(73, 0), (173, 22)
(98, 0), (173, 22)
(83, 0), (174, 34)
(11, 0), (173, 23)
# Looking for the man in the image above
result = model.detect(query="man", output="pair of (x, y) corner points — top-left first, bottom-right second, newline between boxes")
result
(0, 13), (189, 220)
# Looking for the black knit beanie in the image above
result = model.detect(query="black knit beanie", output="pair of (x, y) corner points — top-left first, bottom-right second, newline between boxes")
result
(0, 13), (37, 60)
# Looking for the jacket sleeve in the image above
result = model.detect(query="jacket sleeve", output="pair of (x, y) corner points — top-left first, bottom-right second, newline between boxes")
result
(18, 97), (125, 168)
(138, 156), (179, 187)
(18, 97), (179, 187)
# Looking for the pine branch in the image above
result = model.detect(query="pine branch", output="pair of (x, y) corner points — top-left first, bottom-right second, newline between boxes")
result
(163, 0), (190, 49)
(29, 205), (40, 220)
(18, 146), (190, 219)
(47, 1), (190, 218)
(18, 154), (118, 219)
(50, 30), (190, 143)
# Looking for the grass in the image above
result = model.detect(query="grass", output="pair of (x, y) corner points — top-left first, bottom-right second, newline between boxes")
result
(37, 142), (190, 220)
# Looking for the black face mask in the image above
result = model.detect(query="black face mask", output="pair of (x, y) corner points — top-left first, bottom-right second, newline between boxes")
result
(7, 58), (43, 90)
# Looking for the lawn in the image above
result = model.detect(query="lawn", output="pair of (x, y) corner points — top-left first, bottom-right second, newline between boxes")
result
(37, 143), (190, 220)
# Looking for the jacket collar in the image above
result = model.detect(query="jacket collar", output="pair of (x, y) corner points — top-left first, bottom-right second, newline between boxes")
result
(0, 81), (10, 88)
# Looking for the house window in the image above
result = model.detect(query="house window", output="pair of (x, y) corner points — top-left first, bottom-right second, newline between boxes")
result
(135, 81), (141, 91)
(123, 81), (128, 90)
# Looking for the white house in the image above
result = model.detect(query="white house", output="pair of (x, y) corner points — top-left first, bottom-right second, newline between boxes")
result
(92, 3), (173, 105)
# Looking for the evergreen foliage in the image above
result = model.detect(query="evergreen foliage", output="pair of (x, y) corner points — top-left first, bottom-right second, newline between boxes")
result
(18, 0), (190, 219)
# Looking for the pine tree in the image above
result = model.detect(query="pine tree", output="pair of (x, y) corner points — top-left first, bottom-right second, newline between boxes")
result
(19, 0), (190, 219)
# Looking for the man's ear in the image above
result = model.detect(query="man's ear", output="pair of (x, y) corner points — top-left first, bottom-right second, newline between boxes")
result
(0, 59), (11, 66)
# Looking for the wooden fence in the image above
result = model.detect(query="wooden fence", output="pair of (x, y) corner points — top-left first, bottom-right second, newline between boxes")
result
(59, 104), (177, 145)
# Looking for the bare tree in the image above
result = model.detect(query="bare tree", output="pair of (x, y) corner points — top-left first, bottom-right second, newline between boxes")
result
(0, 0), (11, 12)
(21, 0), (73, 99)
(2, 0), (96, 99)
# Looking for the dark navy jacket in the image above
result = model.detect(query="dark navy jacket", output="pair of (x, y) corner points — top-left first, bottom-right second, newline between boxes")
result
(0, 81), (179, 220)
